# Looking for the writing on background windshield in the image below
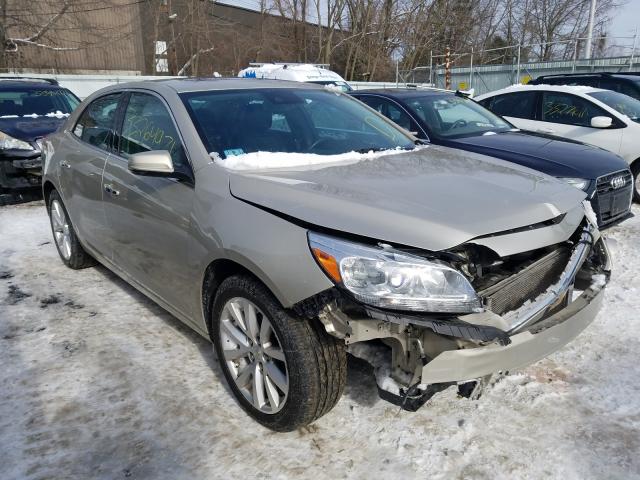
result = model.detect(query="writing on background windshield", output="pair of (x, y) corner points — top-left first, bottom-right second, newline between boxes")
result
(181, 88), (414, 158)
(408, 95), (511, 138)
(0, 88), (79, 118)
(588, 91), (640, 123)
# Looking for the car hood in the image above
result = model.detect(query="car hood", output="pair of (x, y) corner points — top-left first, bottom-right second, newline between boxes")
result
(450, 131), (628, 178)
(0, 116), (65, 142)
(228, 145), (586, 252)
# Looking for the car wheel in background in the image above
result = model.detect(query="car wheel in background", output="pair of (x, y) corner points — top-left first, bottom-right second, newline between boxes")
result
(211, 275), (347, 432)
(632, 161), (640, 204)
(47, 190), (96, 269)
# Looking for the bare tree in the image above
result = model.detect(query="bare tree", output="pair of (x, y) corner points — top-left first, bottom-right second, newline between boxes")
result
(0, 0), (141, 72)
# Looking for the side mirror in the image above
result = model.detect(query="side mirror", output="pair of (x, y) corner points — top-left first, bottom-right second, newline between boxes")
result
(128, 150), (174, 175)
(591, 116), (613, 129)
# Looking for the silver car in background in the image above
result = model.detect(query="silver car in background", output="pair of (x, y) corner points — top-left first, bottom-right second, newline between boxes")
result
(42, 79), (610, 431)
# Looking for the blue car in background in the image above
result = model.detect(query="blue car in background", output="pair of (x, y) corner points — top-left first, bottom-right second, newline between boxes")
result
(0, 77), (79, 204)
(351, 88), (634, 229)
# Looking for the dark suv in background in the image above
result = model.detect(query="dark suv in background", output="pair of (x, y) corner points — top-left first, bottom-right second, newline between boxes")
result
(0, 77), (79, 204)
(529, 72), (640, 101)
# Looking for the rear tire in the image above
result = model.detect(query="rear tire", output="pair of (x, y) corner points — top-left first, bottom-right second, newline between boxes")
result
(47, 190), (96, 269)
(632, 161), (640, 204)
(211, 275), (346, 432)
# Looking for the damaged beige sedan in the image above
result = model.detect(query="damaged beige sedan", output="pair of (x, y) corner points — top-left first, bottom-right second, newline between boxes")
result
(41, 79), (610, 431)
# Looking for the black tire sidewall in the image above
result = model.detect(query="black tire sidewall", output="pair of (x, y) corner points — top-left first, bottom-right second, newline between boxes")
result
(632, 161), (640, 204)
(47, 190), (91, 269)
(211, 276), (320, 431)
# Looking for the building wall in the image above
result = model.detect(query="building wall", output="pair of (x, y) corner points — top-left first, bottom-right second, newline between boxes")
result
(3, 0), (345, 77)
(4, 0), (146, 74)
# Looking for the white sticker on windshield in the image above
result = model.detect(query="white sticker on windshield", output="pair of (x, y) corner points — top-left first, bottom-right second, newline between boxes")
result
(224, 148), (245, 157)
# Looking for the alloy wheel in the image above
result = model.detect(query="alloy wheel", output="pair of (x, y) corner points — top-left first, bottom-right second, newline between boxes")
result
(51, 199), (72, 260)
(219, 297), (289, 414)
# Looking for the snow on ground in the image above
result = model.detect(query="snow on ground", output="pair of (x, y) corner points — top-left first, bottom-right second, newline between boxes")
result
(1, 202), (639, 480)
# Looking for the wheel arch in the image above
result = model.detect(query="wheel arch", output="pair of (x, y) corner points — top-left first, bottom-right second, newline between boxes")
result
(42, 180), (57, 211)
(201, 257), (285, 339)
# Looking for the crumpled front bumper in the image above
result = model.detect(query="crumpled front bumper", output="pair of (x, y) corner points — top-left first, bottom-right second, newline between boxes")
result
(417, 228), (610, 385)
(419, 280), (605, 383)
(0, 151), (42, 189)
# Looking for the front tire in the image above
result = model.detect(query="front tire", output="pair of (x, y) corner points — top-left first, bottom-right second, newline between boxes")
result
(211, 275), (346, 432)
(47, 190), (95, 269)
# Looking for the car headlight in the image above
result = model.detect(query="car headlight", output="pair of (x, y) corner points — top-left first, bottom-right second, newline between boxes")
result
(560, 177), (590, 191)
(0, 131), (34, 151)
(308, 232), (482, 313)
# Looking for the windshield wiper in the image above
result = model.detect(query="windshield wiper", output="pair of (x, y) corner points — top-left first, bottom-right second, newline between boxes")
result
(355, 147), (390, 153)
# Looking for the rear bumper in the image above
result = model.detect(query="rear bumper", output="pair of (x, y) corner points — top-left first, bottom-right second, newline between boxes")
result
(419, 281), (605, 383)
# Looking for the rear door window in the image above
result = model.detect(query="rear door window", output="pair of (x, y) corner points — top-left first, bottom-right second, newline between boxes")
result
(489, 92), (537, 119)
(72, 93), (121, 151)
(357, 96), (421, 133)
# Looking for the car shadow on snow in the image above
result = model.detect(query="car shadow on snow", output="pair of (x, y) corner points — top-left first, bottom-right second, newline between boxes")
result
(90, 263), (384, 411)
(89, 264), (238, 399)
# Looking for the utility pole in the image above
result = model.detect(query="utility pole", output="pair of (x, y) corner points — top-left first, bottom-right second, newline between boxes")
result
(445, 46), (451, 90)
(0, 0), (7, 71)
(585, 0), (597, 59)
(469, 47), (473, 90)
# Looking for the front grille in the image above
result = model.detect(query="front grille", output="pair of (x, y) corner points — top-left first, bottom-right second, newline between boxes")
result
(479, 247), (570, 316)
(595, 169), (633, 225)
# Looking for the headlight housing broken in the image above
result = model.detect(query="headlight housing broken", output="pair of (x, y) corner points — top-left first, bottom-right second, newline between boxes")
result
(0, 131), (34, 151)
(308, 232), (482, 314)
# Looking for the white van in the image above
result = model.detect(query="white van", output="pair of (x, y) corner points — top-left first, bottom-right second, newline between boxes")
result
(238, 63), (352, 92)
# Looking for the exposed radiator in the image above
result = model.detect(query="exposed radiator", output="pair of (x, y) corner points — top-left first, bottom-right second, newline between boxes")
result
(478, 247), (570, 316)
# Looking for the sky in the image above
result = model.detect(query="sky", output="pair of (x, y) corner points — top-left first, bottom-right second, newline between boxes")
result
(610, 0), (640, 37)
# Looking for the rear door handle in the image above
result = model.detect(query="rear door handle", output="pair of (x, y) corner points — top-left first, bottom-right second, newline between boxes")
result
(104, 184), (120, 197)
(536, 128), (555, 134)
(60, 160), (71, 169)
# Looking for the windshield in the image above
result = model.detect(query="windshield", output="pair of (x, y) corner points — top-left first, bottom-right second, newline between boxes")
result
(588, 90), (640, 123)
(181, 88), (414, 158)
(405, 94), (513, 139)
(309, 81), (352, 92)
(0, 87), (79, 117)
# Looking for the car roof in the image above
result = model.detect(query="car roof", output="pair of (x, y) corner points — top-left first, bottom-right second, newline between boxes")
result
(351, 88), (452, 98)
(104, 77), (326, 94)
(0, 77), (61, 89)
(536, 72), (640, 80)
(477, 83), (606, 98)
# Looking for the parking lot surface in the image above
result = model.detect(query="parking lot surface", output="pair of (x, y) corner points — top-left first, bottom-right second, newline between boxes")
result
(1, 202), (639, 480)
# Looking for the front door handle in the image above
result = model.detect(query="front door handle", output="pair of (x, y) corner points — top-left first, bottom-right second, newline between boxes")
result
(536, 128), (555, 135)
(104, 184), (120, 197)
(60, 160), (71, 169)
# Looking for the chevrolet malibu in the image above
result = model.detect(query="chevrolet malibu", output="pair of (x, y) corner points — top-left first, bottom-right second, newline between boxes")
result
(42, 79), (611, 431)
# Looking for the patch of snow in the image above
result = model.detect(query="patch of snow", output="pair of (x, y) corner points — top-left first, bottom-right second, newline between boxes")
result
(0, 115), (19, 118)
(347, 342), (412, 395)
(213, 147), (419, 171)
(590, 273), (607, 289)
(44, 110), (69, 118)
(22, 113), (40, 118)
(583, 199), (599, 227)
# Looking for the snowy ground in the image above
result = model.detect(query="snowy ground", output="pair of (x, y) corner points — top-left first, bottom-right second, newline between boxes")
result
(1, 201), (639, 480)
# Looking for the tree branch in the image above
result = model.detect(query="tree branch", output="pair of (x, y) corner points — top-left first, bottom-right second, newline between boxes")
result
(177, 46), (216, 75)
(25, 1), (70, 43)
